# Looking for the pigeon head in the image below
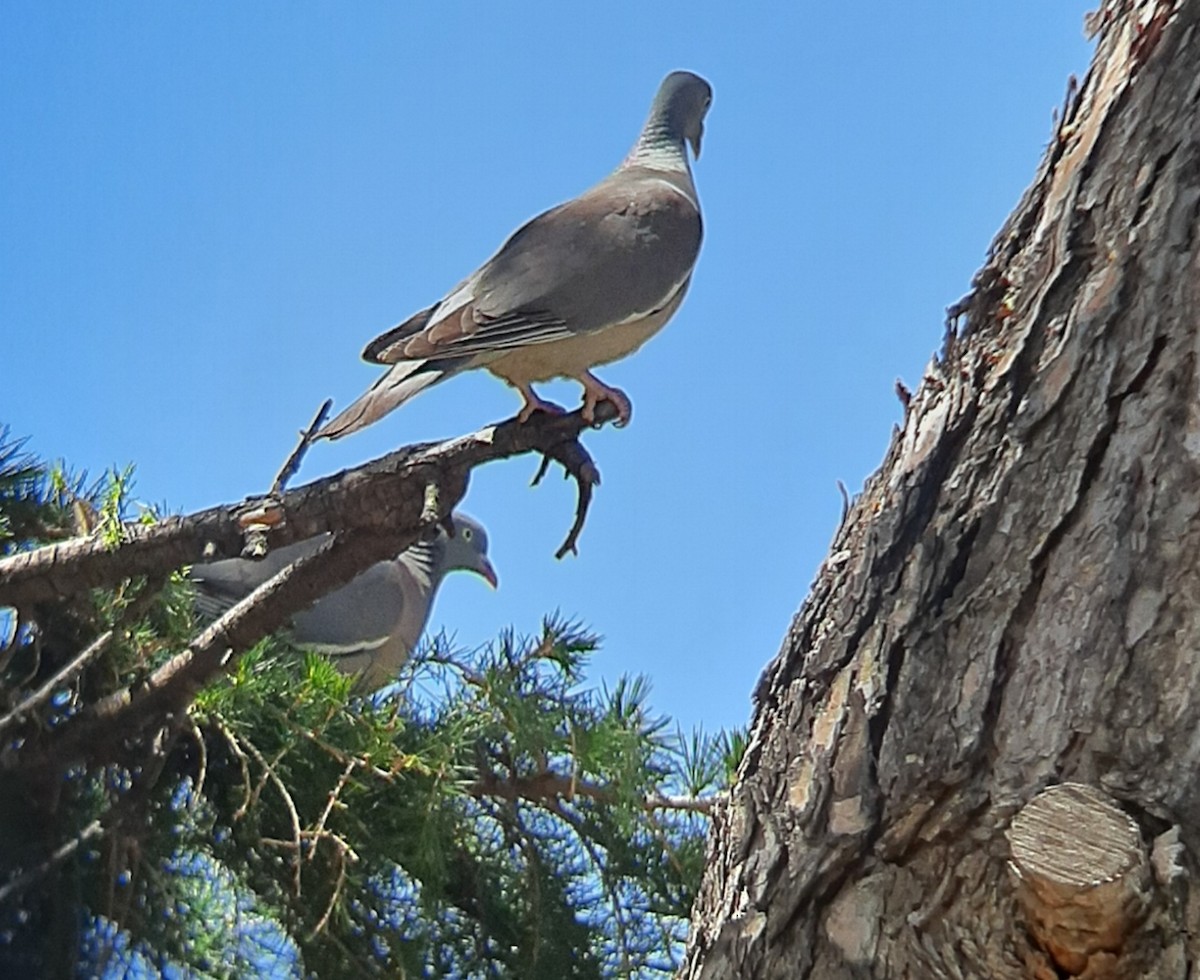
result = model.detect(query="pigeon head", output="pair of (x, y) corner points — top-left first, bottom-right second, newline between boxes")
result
(650, 70), (713, 159)
(436, 513), (498, 588)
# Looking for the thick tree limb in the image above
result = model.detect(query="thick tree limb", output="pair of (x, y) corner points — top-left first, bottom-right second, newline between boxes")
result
(0, 404), (614, 774)
(0, 402), (613, 611)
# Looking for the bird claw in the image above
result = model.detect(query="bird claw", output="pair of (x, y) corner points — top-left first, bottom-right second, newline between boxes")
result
(516, 392), (567, 424)
(580, 376), (631, 428)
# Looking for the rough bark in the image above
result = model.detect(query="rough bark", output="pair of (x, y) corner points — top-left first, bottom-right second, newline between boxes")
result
(0, 402), (609, 610)
(684, 2), (1200, 976)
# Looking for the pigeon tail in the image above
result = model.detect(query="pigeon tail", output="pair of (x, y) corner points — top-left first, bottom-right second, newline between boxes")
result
(318, 358), (469, 440)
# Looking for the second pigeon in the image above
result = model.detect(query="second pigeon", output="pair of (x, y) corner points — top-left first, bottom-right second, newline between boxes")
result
(190, 513), (496, 692)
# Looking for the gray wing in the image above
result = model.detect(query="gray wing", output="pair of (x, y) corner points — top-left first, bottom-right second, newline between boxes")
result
(190, 535), (332, 620)
(363, 168), (702, 364)
(192, 544), (427, 692)
(290, 560), (413, 655)
(293, 560), (431, 691)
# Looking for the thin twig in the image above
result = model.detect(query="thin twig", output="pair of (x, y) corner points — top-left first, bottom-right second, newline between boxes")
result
(214, 719), (253, 820)
(306, 835), (358, 940)
(641, 794), (716, 815)
(186, 716), (208, 809)
(246, 743), (289, 817)
(529, 454), (552, 487)
(527, 404), (610, 558)
(288, 723), (404, 783)
(0, 630), (113, 736)
(419, 649), (486, 688)
(0, 819), (105, 905)
(309, 759), (357, 862)
(837, 480), (851, 526)
(242, 736), (304, 897)
(271, 399), (333, 498)
(470, 769), (716, 814)
(262, 827), (360, 940)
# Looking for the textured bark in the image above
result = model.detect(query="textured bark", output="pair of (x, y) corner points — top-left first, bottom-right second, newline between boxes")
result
(0, 402), (609, 610)
(684, 2), (1200, 977)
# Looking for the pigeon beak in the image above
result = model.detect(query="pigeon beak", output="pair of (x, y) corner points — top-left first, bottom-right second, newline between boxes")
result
(477, 557), (499, 589)
(689, 130), (703, 159)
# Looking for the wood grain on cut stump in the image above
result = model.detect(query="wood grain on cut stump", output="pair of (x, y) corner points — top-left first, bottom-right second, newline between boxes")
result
(1007, 783), (1151, 975)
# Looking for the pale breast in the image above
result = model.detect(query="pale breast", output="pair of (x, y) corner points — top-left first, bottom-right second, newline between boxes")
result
(486, 282), (689, 386)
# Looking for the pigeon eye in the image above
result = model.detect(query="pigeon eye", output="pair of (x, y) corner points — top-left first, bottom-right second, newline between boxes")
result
(462, 528), (473, 541)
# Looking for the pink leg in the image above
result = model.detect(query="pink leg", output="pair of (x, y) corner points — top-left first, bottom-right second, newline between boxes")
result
(578, 372), (632, 427)
(515, 382), (566, 423)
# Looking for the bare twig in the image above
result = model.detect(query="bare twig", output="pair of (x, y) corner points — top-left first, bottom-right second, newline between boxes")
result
(271, 399), (333, 497)
(185, 716), (208, 809)
(242, 736), (304, 897)
(419, 649), (487, 688)
(470, 769), (715, 815)
(529, 414), (607, 558)
(246, 743), (291, 819)
(837, 480), (851, 526)
(306, 835), (358, 940)
(529, 454), (552, 487)
(0, 630), (113, 736)
(309, 758), (357, 861)
(642, 794), (715, 815)
(0, 819), (104, 905)
(214, 719), (254, 820)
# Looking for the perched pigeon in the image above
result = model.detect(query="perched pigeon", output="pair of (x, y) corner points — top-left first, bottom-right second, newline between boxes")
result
(319, 70), (712, 439)
(190, 513), (497, 691)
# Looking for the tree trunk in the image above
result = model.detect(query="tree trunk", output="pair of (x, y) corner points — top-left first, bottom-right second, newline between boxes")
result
(683, 2), (1200, 976)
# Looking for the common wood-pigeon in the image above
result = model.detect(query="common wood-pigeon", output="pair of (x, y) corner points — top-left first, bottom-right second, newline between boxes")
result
(318, 70), (712, 439)
(190, 513), (497, 691)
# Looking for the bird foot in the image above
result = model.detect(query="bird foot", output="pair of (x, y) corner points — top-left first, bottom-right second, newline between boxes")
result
(580, 374), (631, 428)
(516, 388), (567, 424)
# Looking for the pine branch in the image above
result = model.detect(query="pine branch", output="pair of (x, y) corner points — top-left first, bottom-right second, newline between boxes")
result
(2, 406), (614, 776)
(0, 629), (112, 736)
(8, 532), (385, 773)
(470, 769), (715, 815)
(0, 403), (613, 611)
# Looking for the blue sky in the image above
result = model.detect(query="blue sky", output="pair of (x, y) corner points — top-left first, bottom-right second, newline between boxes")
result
(3, 3), (1095, 738)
